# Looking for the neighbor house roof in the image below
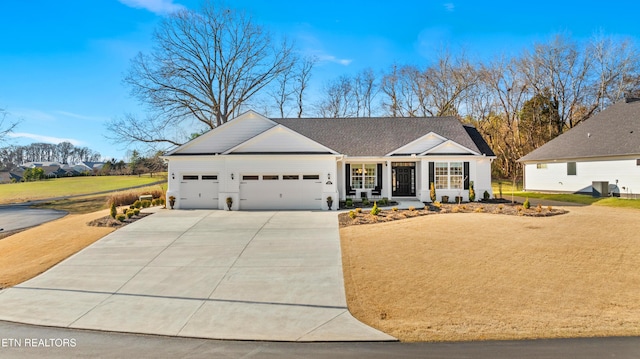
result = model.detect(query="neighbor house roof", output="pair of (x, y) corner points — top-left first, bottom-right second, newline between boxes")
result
(519, 98), (640, 162)
(273, 117), (495, 157)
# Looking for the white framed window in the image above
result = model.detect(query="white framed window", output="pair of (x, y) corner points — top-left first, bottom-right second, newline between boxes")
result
(536, 163), (547, 169)
(350, 164), (376, 189)
(567, 162), (577, 175)
(435, 162), (463, 189)
(435, 162), (448, 189)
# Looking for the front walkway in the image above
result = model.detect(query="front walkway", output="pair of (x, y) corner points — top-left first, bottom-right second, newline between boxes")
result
(0, 210), (395, 342)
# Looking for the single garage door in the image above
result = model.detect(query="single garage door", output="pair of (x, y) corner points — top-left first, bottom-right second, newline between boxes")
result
(180, 174), (219, 209)
(240, 174), (322, 210)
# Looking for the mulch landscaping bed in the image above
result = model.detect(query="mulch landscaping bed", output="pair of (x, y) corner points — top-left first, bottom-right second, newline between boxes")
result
(87, 212), (153, 228)
(339, 200), (567, 227)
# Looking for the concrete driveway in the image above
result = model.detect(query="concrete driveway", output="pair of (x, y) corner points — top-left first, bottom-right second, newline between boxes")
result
(0, 210), (394, 342)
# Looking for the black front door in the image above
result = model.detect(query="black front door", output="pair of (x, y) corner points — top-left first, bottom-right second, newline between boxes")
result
(393, 166), (415, 196)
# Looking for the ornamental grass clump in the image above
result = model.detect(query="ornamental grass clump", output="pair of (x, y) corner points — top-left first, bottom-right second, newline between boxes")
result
(349, 210), (357, 219)
(392, 207), (399, 211)
(355, 208), (362, 213)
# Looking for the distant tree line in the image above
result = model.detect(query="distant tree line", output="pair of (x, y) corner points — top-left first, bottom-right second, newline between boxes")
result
(0, 142), (101, 170)
(106, 2), (640, 180)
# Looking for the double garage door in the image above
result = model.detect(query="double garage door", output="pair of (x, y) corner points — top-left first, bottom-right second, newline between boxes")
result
(179, 174), (219, 209)
(240, 174), (322, 210)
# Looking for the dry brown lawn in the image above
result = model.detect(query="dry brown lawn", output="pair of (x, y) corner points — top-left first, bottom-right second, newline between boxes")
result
(0, 209), (115, 288)
(340, 205), (640, 342)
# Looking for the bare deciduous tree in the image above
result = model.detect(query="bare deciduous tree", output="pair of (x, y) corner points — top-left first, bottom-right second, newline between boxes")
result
(316, 75), (355, 118)
(0, 108), (19, 143)
(107, 2), (298, 148)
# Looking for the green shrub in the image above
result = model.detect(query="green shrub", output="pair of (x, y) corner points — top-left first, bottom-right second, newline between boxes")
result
(133, 208), (140, 216)
(129, 205), (135, 209)
(469, 181), (475, 202)
(430, 182), (436, 202)
(133, 200), (142, 209)
(126, 209), (135, 219)
(116, 214), (126, 221)
(141, 200), (151, 208)
(523, 197), (531, 209)
(122, 208), (128, 214)
(345, 198), (353, 207)
(362, 198), (370, 206)
(110, 202), (117, 219)
(483, 190), (490, 200)
(349, 210), (357, 219)
(370, 202), (380, 216)
(380, 197), (389, 206)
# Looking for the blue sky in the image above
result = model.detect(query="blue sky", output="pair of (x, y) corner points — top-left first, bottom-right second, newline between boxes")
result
(2, 0), (640, 161)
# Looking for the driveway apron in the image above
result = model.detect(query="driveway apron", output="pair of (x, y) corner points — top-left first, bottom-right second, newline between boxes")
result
(0, 210), (395, 342)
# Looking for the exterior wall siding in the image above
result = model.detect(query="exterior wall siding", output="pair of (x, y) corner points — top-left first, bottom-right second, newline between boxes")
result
(231, 127), (331, 153)
(395, 134), (443, 154)
(178, 113), (275, 154)
(524, 158), (640, 195)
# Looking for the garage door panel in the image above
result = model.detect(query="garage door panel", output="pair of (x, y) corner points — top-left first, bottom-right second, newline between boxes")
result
(240, 175), (322, 210)
(180, 175), (219, 209)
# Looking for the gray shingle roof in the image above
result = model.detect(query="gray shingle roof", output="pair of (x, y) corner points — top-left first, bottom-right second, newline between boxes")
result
(272, 117), (495, 157)
(519, 98), (640, 162)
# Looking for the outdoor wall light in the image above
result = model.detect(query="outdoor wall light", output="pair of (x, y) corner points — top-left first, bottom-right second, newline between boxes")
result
(231, 173), (234, 180)
(327, 173), (331, 180)
(171, 172), (175, 179)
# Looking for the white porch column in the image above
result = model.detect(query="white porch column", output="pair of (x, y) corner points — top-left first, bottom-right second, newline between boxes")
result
(385, 160), (392, 198)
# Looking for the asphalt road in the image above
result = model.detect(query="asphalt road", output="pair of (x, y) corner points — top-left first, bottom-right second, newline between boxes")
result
(0, 321), (638, 358)
(0, 205), (67, 232)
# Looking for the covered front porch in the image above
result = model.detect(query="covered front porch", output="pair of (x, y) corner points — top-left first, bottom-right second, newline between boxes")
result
(337, 157), (479, 204)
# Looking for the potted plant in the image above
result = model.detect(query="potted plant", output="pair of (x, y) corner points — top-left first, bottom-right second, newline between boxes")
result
(441, 195), (449, 203)
(226, 197), (233, 211)
(326, 196), (333, 210)
(168, 195), (176, 209)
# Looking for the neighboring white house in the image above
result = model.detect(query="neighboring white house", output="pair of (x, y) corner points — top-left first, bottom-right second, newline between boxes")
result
(163, 110), (495, 210)
(519, 97), (640, 197)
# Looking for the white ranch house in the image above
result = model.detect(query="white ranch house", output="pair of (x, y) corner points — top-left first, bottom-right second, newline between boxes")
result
(163, 111), (495, 210)
(519, 97), (640, 197)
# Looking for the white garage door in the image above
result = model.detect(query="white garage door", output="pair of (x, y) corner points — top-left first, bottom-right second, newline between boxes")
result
(180, 174), (219, 209)
(240, 174), (322, 210)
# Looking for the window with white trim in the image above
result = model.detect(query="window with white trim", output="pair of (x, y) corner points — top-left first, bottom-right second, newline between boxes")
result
(435, 162), (463, 189)
(350, 164), (376, 189)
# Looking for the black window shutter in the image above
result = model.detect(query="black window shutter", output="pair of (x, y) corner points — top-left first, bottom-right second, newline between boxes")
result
(345, 164), (351, 191)
(377, 163), (383, 189)
(428, 162), (434, 185)
(463, 162), (470, 189)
